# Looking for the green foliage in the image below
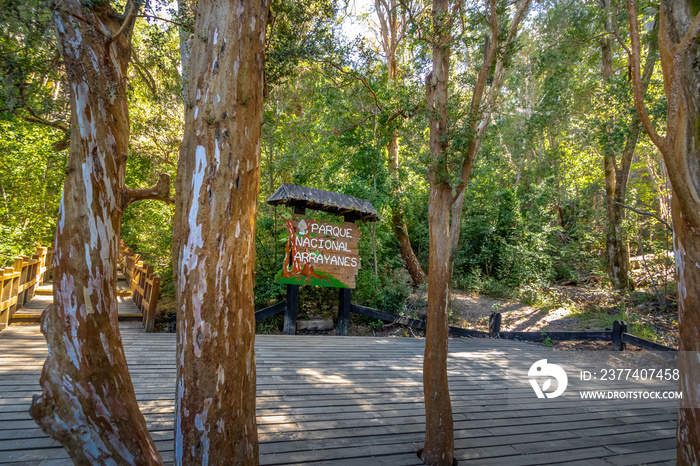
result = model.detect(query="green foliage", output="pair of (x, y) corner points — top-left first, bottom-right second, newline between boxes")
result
(0, 120), (65, 264)
(0, 0), (676, 321)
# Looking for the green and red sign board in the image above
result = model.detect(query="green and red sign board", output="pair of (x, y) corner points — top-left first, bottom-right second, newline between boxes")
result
(275, 216), (361, 288)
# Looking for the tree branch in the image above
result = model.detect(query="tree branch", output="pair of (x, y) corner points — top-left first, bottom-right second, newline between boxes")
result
(604, 193), (672, 231)
(626, 0), (667, 153)
(135, 14), (193, 31)
(312, 59), (383, 111)
(454, 0), (532, 201)
(108, 1), (137, 45)
(124, 173), (173, 207)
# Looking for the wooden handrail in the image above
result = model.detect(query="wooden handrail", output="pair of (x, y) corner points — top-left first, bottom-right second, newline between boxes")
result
(119, 241), (160, 332)
(0, 245), (54, 332)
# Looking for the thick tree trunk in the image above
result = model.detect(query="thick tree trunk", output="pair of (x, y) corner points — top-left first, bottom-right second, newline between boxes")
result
(172, 0), (269, 463)
(421, 0), (454, 463)
(604, 196), (632, 289)
(30, 1), (162, 463)
(660, 3), (700, 462)
(673, 197), (700, 465)
(627, 0), (700, 462)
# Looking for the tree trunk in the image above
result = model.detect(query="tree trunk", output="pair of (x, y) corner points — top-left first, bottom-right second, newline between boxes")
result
(659, 2), (700, 463)
(172, 0), (269, 463)
(376, 0), (426, 286)
(599, 15), (632, 290)
(30, 1), (162, 463)
(601, 5), (658, 289)
(447, 0), (532, 270)
(421, 0), (454, 463)
(389, 133), (425, 286)
(626, 0), (700, 462)
(673, 196), (700, 465)
(423, 183), (454, 466)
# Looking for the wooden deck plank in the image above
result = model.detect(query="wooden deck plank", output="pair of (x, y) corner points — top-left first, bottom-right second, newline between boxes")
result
(0, 321), (677, 464)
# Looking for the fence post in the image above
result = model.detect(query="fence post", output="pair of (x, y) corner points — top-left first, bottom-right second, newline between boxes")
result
(35, 247), (47, 287)
(24, 255), (38, 302)
(144, 275), (160, 333)
(612, 320), (627, 351)
(489, 312), (502, 337)
(0, 270), (7, 330)
(284, 284), (299, 335)
(11, 258), (23, 314)
(17, 258), (28, 307)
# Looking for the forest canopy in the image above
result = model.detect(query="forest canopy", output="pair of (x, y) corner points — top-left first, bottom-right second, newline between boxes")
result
(0, 0), (674, 335)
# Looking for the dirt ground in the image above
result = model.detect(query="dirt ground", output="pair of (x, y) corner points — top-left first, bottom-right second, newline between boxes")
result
(402, 284), (679, 350)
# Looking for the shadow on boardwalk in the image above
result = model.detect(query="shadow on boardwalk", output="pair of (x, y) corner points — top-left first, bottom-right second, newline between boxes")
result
(0, 321), (677, 465)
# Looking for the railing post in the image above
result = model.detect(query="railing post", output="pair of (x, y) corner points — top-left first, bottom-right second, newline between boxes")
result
(489, 312), (502, 337)
(17, 258), (28, 307)
(144, 276), (160, 333)
(35, 246), (47, 287)
(44, 246), (54, 283)
(11, 258), (23, 314)
(612, 320), (627, 351)
(0, 270), (7, 330)
(25, 255), (38, 302)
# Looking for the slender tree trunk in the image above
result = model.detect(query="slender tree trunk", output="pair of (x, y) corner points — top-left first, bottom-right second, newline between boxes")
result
(30, 1), (163, 463)
(599, 11), (632, 289)
(388, 133), (425, 286)
(423, 184), (454, 466)
(600, 5), (658, 289)
(447, 0), (532, 270)
(172, 0), (269, 463)
(422, 0), (453, 463)
(376, 0), (426, 286)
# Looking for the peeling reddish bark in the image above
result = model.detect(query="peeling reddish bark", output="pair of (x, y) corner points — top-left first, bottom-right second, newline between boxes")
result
(172, 0), (269, 463)
(626, 0), (700, 462)
(30, 1), (162, 463)
(672, 197), (700, 465)
(422, 0), (454, 464)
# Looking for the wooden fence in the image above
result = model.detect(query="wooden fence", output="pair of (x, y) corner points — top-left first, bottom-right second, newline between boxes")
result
(255, 300), (677, 352)
(0, 246), (53, 331)
(119, 241), (161, 332)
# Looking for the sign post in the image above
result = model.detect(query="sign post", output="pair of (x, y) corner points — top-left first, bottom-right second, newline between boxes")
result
(266, 184), (379, 335)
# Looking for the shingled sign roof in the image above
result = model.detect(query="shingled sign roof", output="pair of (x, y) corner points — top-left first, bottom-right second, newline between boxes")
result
(266, 183), (379, 222)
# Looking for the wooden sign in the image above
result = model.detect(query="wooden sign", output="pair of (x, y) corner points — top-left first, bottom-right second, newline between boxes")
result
(275, 216), (361, 288)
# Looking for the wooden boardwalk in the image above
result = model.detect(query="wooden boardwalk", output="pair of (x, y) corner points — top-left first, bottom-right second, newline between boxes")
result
(0, 318), (677, 465)
(10, 281), (141, 322)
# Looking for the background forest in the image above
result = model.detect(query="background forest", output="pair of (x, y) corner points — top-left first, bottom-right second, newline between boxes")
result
(0, 0), (675, 343)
